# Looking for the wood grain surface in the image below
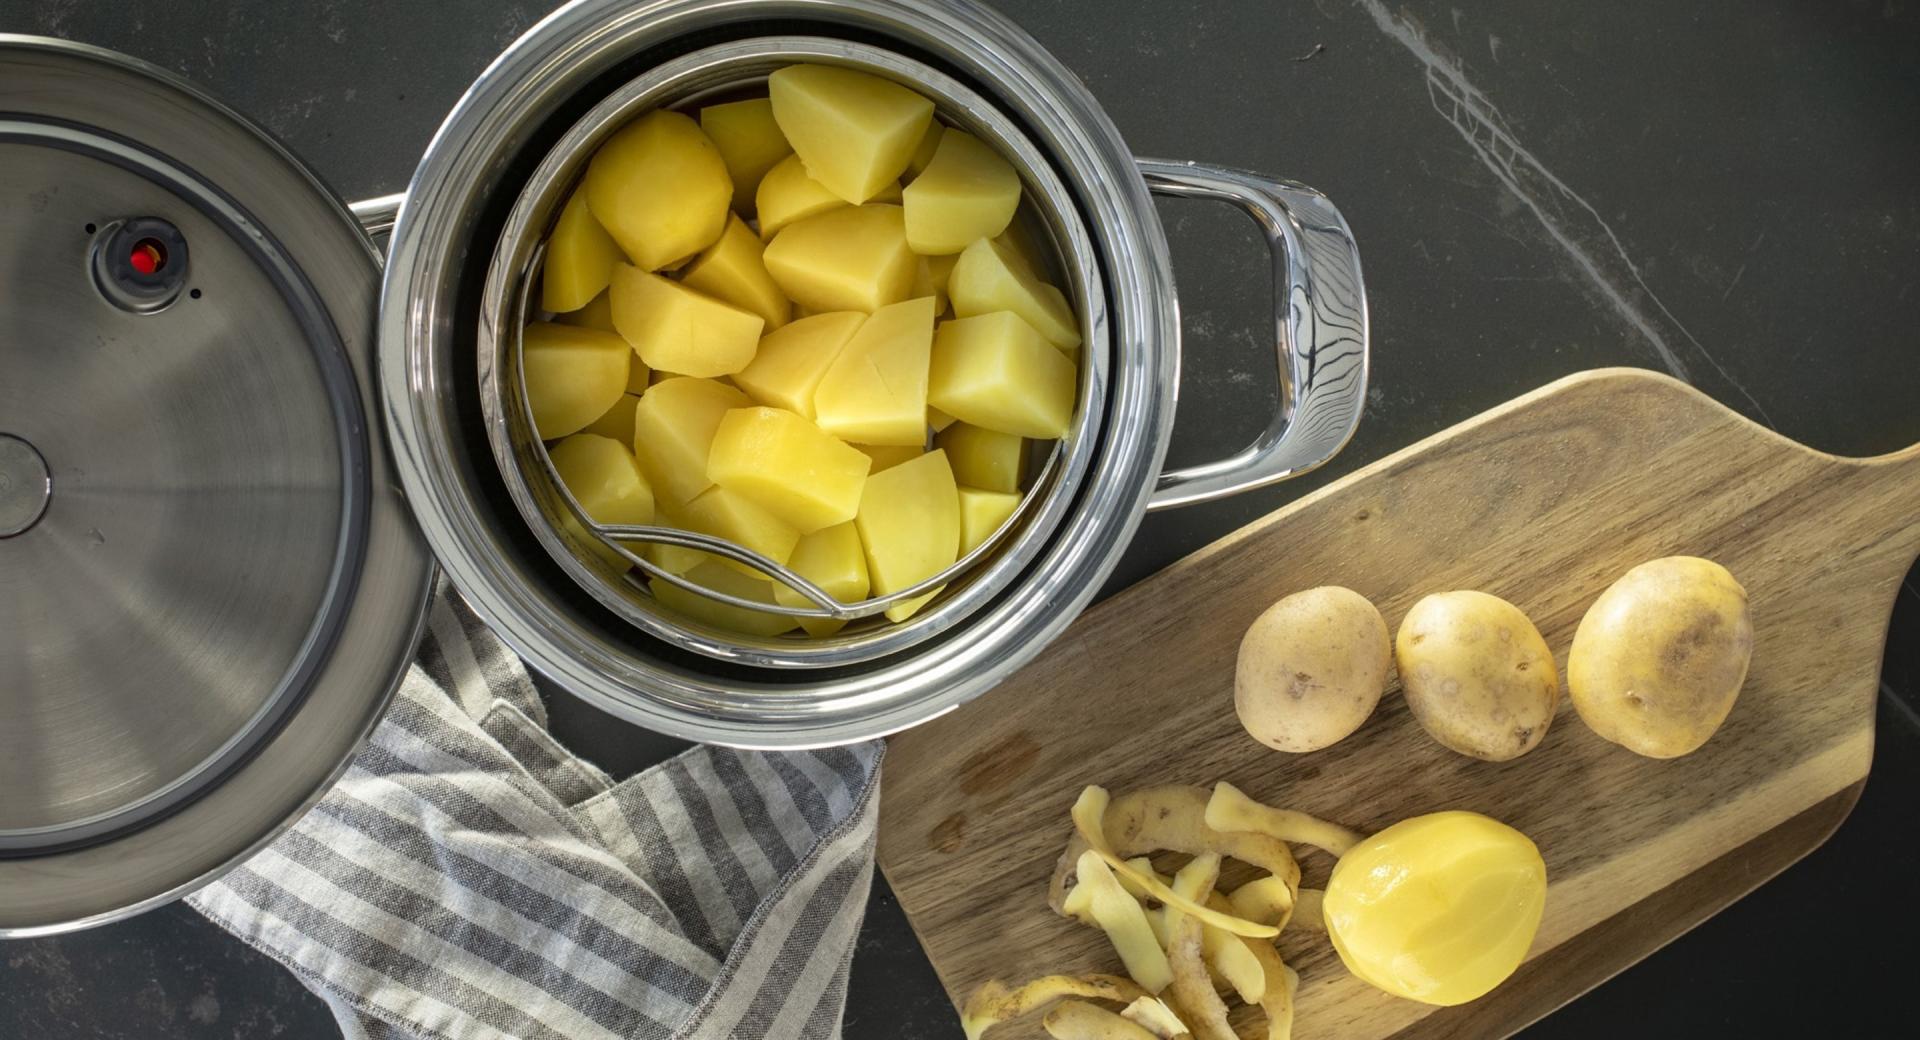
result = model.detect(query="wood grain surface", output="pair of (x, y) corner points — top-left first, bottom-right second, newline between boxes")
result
(877, 368), (1920, 1039)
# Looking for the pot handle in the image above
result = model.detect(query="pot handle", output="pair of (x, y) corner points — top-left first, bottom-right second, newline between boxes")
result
(1138, 160), (1369, 511)
(350, 192), (406, 237)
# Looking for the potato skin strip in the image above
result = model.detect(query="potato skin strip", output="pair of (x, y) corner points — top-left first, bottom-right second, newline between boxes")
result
(961, 974), (1148, 1040)
(1072, 786), (1280, 939)
(1078, 850), (1174, 993)
(1043, 999), (1164, 1040)
(1204, 781), (1362, 857)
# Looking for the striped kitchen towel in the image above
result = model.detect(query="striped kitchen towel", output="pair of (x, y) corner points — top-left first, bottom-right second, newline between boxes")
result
(188, 581), (884, 1040)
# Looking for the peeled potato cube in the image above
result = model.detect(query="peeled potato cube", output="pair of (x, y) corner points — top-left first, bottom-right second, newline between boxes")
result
(677, 484), (801, 574)
(652, 561), (799, 638)
(585, 110), (732, 271)
(902, 121), (945, 183)
(542, 189), (623, 313)
(523, 321), (631, 439)
(769, 64), (935, 204)
(852, 443), (922, 472)
(733, 311), (865, 419)
(936, 421), (1023, 493)
(707, 406), (872, 533)
(610, 263), (764, 378)
(855, 449), (959, 622)
(581, 392), (641, 446)
(562, 288), (618, 330)
(763, 204), (916, 314)
(549, 433), (656, 570)
(902, 130), (1021, 255)
(812, 296), (936, 445)
(631, 376), (751, 506)
(929, 311), (1075, 438)
(774, 521), (871, 637)
(699, 98), (793, 210)
(958, 486), (1020, 556)
(928, 406), (957, 432)
(681, 215), (791, 330)
(755, 154), (903, 241)
(949, 236), (1081, 351)
(912, 253), (958, 314)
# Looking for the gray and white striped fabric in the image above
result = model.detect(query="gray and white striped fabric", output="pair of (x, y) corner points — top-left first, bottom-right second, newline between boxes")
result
(189, 582), (884, 1040)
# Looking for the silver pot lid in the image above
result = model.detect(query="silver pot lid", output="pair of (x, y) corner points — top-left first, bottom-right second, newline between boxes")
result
(0, 35), (433, 934)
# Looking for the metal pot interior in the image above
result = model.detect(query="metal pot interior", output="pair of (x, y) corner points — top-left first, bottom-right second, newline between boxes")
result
(480, 39), (1108, 670)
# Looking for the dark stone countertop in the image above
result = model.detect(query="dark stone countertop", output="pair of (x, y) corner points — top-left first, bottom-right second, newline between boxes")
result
(2, 1), (1915, 1036)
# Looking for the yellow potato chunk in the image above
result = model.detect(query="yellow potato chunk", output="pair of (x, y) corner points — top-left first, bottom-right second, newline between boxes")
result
(651, 561), (799, 638)
(676, 484), (800, 574)
(902, 121), (944, 183)
(912, 253), (958, 314)
(732, 312), (865, 419)
(854, 449), (959, 622)
(581, 392), (640, 446)
(852, 443), (922, 472)
(699, 98), (793, 210)
(631, 376), (751, 506)
(522, 321), (631, 439)
(610, 263), (764, 378)
(707, 406), (872, 533)
(542, 189), (623, 313)
(949, 236), (1081, 351)
(812, 296), (936, 445)
(763, 204), (916, 314)
(561, 288), (619, 331)
(958, 486), (1020, 556)
(928, 407), (958, 432)
(584, 110), (732, 270)
(754, 154), (902, 241)
(681, 215), (791, 330)
(774, 521), (871, 637)
(929, 311), (1076, 438)
(903, 130), (1021, 255)
(935, 421), (1024, 493)
(549, 433), (655, 571)
(768, 64), (935, 204)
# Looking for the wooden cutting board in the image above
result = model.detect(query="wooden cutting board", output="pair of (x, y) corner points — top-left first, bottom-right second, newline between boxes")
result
(878, 368), (1920, 1039)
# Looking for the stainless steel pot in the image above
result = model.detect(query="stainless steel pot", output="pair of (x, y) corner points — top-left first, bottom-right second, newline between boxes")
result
(0, 0), (1364, 934)
(381, 0), (1369, 748)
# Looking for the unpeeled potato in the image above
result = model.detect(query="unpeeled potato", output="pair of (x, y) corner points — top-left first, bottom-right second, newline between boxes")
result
(1568, 556), (1752, 758)
(1395, 591), (1559, 761)
(1234, 586), (1390, 753)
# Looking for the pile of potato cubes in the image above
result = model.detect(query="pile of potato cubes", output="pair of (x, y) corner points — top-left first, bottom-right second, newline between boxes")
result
(521, 63), (1082, 637)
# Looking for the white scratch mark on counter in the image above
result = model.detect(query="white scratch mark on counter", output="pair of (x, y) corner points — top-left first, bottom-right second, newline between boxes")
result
(1353, 0), (1776, 427)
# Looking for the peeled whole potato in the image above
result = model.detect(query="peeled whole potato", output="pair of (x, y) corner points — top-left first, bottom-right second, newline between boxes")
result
(1395, 591), (1559, 761)
(1325, 811), (1546, 1006)
(1234, 586), (1391, 753)
(1568, 556), (1753, 758)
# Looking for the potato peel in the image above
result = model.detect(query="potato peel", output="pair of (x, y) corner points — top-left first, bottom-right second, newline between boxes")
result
(1240, 939), (1299, 1040)
(1050, 785), (1301, 919)
(1166, 913), (1237, 1040)
(1118, 997), (1190, 1040)
(960, 974), (1148, 1040)
(1225, 875), (1297, 930)
(1078, 850), (1174, 993)
(1042, 999), (1164, 1040)
(1205, 781), (1362, 857)
(1072, 786), (1280, 939)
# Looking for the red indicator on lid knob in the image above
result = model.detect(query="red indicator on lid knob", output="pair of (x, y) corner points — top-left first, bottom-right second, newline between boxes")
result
(129, 238), (167, 275)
